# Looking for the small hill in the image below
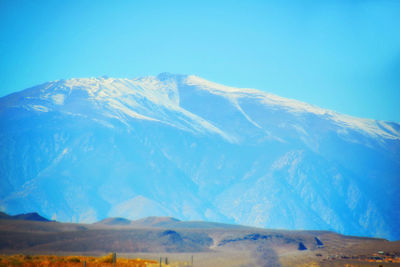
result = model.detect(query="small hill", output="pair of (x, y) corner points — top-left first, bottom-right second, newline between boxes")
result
(0, 212), (49, 222)
(96, 216), (258, 229)
(165, 220), (253, 229)
(12, 212), (49, 222)
(95, 217), (132, 225)
(131, 216), (181, 227)
(0, 212), (11, 220)
(132, 216), (253, 229)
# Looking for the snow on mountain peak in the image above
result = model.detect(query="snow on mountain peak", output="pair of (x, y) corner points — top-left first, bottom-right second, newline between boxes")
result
(184, 74), (400, 140)
(4, 73), (399, 141)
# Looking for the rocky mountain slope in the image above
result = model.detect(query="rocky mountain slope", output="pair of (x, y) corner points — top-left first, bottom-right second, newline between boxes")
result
(0, 73), (399, 240)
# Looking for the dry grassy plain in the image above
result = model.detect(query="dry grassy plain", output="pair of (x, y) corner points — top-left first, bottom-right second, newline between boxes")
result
(0, 253), (195, 267)
(0, 254), (158, 267)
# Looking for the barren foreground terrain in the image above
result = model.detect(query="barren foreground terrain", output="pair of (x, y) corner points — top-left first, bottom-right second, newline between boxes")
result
(0, 215), (399, 266)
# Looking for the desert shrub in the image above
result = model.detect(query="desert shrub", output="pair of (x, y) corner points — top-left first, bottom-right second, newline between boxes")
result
(8, 258), (22, 266)
(23, 255), (32, 260)
(98, 253), (114, 263)
(67, 256), (80, 263)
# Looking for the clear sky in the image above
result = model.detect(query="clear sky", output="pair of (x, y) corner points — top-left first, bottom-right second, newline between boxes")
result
(1, 0), (399, 122)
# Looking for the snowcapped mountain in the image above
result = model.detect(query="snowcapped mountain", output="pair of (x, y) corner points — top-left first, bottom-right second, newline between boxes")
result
(0, 73), (399, 240)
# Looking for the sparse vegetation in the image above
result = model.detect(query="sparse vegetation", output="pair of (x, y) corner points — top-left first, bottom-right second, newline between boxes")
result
(0, 254), (160, 267)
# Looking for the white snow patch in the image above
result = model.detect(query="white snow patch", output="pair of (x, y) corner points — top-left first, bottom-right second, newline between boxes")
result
(329, 114), (400, 140)
(186, 75), (259, 95)
(92, 118), (114, 128)
(106, 98), (159, 122)
(232, 99), (262, 129)
(31, 105), (49, 112)
(52, 94), (65, 105)
(61, 148), (68, 155)
(53, 148), (69, 164)
(174, 107), (237, 142)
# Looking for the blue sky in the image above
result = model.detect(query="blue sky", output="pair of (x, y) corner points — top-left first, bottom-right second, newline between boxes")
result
(1, 0), (399, 122)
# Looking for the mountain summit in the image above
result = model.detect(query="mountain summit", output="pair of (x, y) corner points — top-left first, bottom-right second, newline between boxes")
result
(0, 74), (399, 240)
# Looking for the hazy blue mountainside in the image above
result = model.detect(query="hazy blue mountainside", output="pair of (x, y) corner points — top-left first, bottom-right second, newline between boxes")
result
(0, 73), (399, 240)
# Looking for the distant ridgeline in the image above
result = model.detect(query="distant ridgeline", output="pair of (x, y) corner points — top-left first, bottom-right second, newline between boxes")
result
(0, 73), (399, 240)
(0, 212), (49, 222)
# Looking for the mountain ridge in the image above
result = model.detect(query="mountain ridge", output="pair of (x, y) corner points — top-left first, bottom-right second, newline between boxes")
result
(0, 73), (399, 240)
(0, 211), (49, 222)
(2, 73), (398, 140)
